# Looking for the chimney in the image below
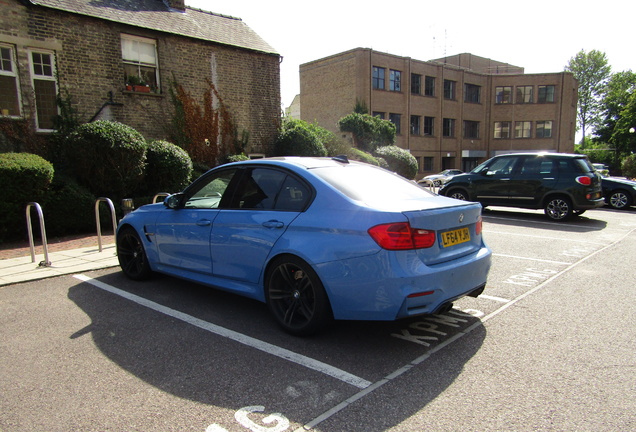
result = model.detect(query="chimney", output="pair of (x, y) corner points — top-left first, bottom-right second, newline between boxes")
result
(165, 0), (186, 11)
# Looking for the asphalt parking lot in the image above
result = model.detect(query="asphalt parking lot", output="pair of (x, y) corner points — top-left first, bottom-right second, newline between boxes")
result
(1, 206), (635, 431)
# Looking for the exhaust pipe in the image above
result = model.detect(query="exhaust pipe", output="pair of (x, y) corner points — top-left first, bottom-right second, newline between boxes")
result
(434, 301), (454, 314)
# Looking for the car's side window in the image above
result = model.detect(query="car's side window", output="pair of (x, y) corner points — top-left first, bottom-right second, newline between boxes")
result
(185, 169), (236, 209)
(235, 168), (287, 210)
(276, 176), (311, 211)
(487, 157), (517, 175)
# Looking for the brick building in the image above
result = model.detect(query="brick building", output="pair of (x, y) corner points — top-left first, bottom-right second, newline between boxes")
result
(300, 48), (578, 175)
(1, 0), (281, 156)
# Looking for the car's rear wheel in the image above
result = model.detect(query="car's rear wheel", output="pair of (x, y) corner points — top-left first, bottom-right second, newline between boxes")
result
(448, 188), (469, 201)
(609, 190), (632, 209)
(265, 256), (332, 336)
(544, 196), (573, 221)
(117, 227), (152, 280)
(433, 180), (442, 187)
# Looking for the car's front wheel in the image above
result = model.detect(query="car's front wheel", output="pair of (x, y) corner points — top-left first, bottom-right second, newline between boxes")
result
(608, 190), (632, 209)
(265, 256), (332, 336)
(544, 196), (573, 221)
(117, 227), (152, 280)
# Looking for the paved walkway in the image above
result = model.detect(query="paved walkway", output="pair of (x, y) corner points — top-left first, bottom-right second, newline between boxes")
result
(0, 234), (119, 286)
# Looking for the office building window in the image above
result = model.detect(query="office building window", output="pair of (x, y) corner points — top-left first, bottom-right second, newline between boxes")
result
(423, 116), (434, 136)
(424, 76), (435, 96)
(389, 113), (401, 134)
(121, 34), (159, 92)
(410, 115), (420, 135)
(494, 121), (511, 139)
(516, 86), (533, 103)
(372, 66), (385, 90)
(538, 85), (555, 103)
(495, 86), (512, 104)
(423, 157), (434, 171)
(389, 69), (401, 91)
(411, 73), (421, 95)
(29, 50), (58, 130)
(0, 44), (20, 117)
(463, 120), (480, 139)
(372, 111), (385, 119)
(443, 118), (455, 137)
(443, 80), (456, 100)
(464, 84), (481, 103)
(536, 120), (553, 138)
(515, 121), (532, 138)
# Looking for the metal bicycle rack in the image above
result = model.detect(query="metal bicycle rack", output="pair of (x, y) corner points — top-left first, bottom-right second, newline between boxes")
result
(95, 197), (117, 252)
(152, 192), (170, 203)
(26, 202), (51, 267)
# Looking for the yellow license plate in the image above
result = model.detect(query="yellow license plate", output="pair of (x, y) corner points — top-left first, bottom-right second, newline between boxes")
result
(441, 227), (471, 247)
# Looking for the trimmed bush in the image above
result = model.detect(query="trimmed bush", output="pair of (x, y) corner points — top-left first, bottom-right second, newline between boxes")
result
(338, 113), (396, 152)
(347, 148), (381, 166)
(65, 121), (147, 200)
(42, 174), (98, 237)
(275, 119), (327, 157)
(374, 145), (418, 179)
(0, 153), (54, 242)
(143, 140), (193, 194)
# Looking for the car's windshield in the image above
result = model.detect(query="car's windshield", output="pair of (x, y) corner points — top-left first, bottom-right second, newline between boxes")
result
(312, 164), (435, 207)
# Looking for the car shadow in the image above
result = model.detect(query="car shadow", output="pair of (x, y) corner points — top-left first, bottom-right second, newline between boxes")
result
(482, 207), (608, 232)
(67, 271), (486, 430)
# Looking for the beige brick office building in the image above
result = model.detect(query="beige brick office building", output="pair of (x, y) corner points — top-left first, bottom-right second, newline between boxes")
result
(1, 0), (281, 156)
(300, 48), (577, 176)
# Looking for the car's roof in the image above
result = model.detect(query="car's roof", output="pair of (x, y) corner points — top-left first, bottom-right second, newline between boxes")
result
(494, 152), (585, 158)
(225, 156), (364, 170)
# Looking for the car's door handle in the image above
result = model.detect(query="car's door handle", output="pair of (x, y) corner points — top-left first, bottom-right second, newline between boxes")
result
(263, 220), (284, 229)
(196, 219), (212, 226)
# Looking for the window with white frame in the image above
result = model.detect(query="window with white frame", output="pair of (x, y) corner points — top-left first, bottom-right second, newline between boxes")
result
(0, 44), (20, 117)
(29, 49), (58, 130)
(515, 121), (532, 138)
(121, 34), (159, 92)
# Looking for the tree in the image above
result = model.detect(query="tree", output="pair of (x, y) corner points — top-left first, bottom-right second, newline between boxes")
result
(610, 91), (636, 156)
(565, 49), (611, 143)
(595, 70), (636, 144)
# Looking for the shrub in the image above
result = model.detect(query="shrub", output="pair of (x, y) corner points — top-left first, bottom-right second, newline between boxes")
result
(65, 120), (147, 200)
(274, 119), (327, 157)
(143, 140), (193, 194)
(347, 148), (381, 166)
(225, 153), (250, 163)
(42, 174), (98, 237)
(0, 153), (54, 242)
(338, 113), (396, 152)
(373, 145), (418, 179)
(622, 154), (636, 179)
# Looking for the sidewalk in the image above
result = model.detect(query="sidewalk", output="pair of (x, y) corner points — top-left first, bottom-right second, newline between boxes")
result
(0, 234), (119, 286)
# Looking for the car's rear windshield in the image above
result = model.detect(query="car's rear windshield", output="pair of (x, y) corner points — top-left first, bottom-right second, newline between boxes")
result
(312, 164), (435, 206)
(571, 157), (595, 173)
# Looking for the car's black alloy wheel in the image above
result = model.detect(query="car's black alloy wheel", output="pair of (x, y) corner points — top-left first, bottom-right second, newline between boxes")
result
(266, 256), (332, 336)
(609, 191), (632, 209)
(117, 227), (152, 280)
(544, 196), (572, 221)
(448, 189), (469, 201)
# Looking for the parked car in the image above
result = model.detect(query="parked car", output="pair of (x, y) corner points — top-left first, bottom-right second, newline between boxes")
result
(418, 169), (464, 187)
(117, 156), (492, 335)
(601, 176), (636, 209)
(438, 153), (605, 221)
(593, 163), (610, 177)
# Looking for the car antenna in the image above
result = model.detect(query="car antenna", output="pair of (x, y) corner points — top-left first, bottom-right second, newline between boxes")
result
(332, 155), (349, 164)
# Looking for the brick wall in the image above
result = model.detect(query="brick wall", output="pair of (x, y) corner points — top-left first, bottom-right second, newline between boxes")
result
(1, 0), (280, 157)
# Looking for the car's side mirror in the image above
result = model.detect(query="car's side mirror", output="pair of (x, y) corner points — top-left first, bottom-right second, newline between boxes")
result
(164, 193), (183, 209)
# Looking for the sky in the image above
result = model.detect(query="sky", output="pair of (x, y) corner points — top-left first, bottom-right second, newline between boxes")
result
(185, 0), (633, 109)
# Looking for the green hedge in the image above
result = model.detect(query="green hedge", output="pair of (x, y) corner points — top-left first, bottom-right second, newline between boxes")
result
(0, 153), (54, 242)
(65, 120), (147, 200)
(143, 140), (193, 194)
(374, 145), (418, 179)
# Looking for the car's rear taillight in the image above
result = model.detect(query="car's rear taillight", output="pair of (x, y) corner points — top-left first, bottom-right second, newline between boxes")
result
(476, 216), (483, 235)
(368, 222), (436, 250)
(576, 176), (592, 186)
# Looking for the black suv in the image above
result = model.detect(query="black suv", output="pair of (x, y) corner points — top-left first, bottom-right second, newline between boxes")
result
(438, 153), (604, 221)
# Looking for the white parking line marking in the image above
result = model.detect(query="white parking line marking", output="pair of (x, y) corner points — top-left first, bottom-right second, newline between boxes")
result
(479, 294), (510, 303)
(73, 274), (372, 389)
(492, 253), (570, 265)
(486, 230), (606, 245)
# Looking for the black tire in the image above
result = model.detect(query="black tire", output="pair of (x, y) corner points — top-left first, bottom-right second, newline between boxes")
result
(544, 196), (573, 221)
(448, 188), (469, 201)
(608, 190), (632, 209)
(433, 180), (441, 187)
(265, 255), (332, 336)
(117, 227), (152, 280)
